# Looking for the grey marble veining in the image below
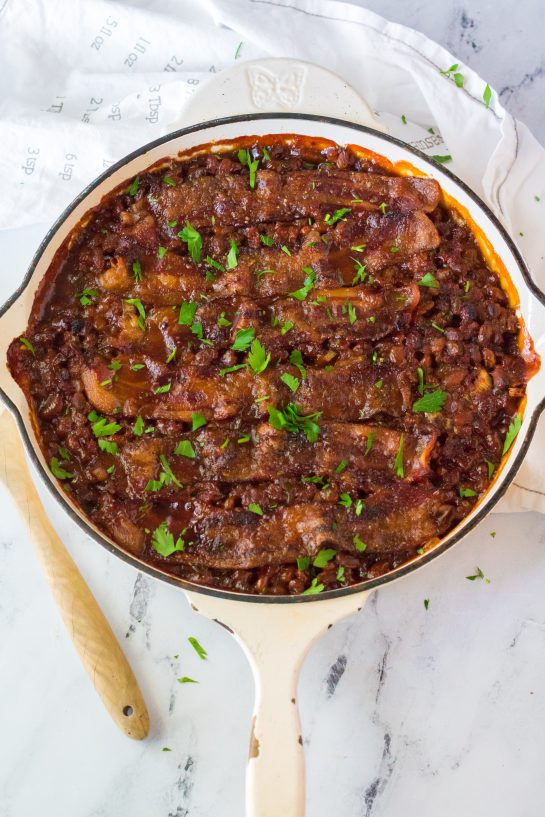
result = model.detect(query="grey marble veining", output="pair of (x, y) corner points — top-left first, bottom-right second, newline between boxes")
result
(2, 3), (545, 816)
(343, 0), (545, 138)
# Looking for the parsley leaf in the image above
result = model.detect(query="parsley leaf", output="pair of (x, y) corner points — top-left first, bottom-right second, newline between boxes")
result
(178, 222), (202, 263)
(231, 326), (255, 351)
(347, 302), (357, 324)
(247, 338), (271, 374)
(280, 320), (294, 335)
(205, 256), (225, 273)
(394, 433), (405, 478)
(353, 534), (367, 552)
(260, 234), (274, 247)
(365, 431), (376, 455)
(132, 260), (142, 283)
(459, 486), (476, 497)
(280, 372), (299, 393)
(154, 383), (171, 394)
(324, 207), (351, 226)
(89, 412), (122, 438)
(248, 502), (263, 516)
(301, 578), (324, 595)
(432, 155), (452, 164)
(412, 389), (448, 413)
(125, 298), (146, 331)
(151, 521), (186, 557)
(313, 548), (336, 568)
(77, 288), (99, 307)
(157, 246), (167, 259)
(128, 175), (140, 196)
(177, 677), (198, 684)
(50, 457), (74, 480)
(217, 311), (232, 327)
(417, 272), (439, 288)
(191, 412), (207, 431)
(227, 238), (238, 269)
(352, 258), (367, 286)
(335, 459), (348, 474)
(339, 493), (352, 509)
(178, 301), (198, 326)
(98, 439), (118, 455)
(466, 566), (490, 582)
(174, 440), (197, 459)
(133, 416), (145, 436)
(220, 363), (247, 376)
(188, 636), (207, 660)
(297, 556), (310, 571)
(483, 83), (492, 107)
(289, 349), (307, 379)
(502, 413), (522, 455)
(19, 336), (35, 356)
(267, 403), (322, 442)
(289, 266), (315, 300)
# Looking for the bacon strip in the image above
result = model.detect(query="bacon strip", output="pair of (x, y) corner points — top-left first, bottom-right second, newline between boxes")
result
(81, 357), (413, 422)
(152, 170), (441, 229)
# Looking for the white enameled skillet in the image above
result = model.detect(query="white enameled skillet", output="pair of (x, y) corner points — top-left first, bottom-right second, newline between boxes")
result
(1, 61), (544, 816)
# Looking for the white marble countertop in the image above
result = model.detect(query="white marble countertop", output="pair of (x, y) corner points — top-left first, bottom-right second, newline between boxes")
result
(2, 2), (545, 816)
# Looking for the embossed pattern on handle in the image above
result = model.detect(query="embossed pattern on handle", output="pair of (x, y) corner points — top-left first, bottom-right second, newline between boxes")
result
(0, 408), (150, 740)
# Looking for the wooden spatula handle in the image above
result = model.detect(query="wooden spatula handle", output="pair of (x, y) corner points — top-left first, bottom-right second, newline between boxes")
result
(1, 412), (149, 739)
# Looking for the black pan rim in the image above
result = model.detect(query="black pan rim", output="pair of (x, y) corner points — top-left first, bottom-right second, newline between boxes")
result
(1, 111), (544, 604)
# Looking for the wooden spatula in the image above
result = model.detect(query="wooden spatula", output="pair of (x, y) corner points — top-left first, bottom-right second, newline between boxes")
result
(0, 407), (149, 739)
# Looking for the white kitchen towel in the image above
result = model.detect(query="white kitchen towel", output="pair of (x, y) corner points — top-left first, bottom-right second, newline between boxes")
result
(1, 0), (544, 511)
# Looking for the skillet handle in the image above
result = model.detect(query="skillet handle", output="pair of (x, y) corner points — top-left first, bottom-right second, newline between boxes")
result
(185, 590), (368, 816)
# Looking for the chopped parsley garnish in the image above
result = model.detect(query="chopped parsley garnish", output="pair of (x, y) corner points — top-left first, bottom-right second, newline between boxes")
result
(205, 256), (225, 273)
(297, 556), (310, 571)
(335, 459), (348, 474)
(166, 347), (177, 364)
(424, 599), (430, 610)
(394, 433), (405, 478)
(178, 301), (198, 326)
(483, 83), (492, 107)
(227, 238), (238, 269)
(431, 321), (445, 333)
(280, 372), (299, 393)
(502, 412), (522, 455)
(390, 245), (400, 253)
(248, 338), (271, 374)
(150, 520), (186, 557)
(351, 244), (366, 252)
(262, 147), (271, 161)
(157, 246), (167, 259)
(188, 636), (207, 660)
(432, 155), (452, 164)
(191, 412), (207, 431)
(130, 363), (145, 371)
(248, 502), (263, 516)
(313, 548), (336, 568)
(234, 40), (243, 59)
(374, 379), (383, 390)
(417, 367), (425, 396)
(88, 411), (122, 438)
(347, 302), (357, 324)
(231, 326), (255, 351)
(401, 114), (407, 125)
(255, 268), (275, 280)
(174, 439), (197, 459)
(466, 566), (490, 583)
(133, 416), (145, 436)
(57, 445), (70, 461)
(412, 389), (448, 413)
(280, 320), (294, 335)
(219, 363), (247, 376)
(260, 234), (274, 246)
(324, 207), (351, 226)
(248, 156), (259, 189)
(336, 565), (346, 583)
(132, 260), (142, 283)
(485, 459), (495, 480)
(267, 403), (322, 442)
(217, 312), (232, 327)
(190, 321), (213, 347)
(378, 202), (388, 214)
(167, 219), (178, 228)
(440, 63), (464, 87)
(352, 259), (367, 285)
(19, 336), (35, 356)
(281, 245), (292, 256)
(125, 298), (146, 331)
(459, 486), (476, 497)
(98, 439), (118, 455)
(354, 499), (364, 517)
(177, 677), (198, 684)
(163, 175), (176, 187)
(365, 431), (376, 455)
(237, 435), (251, 444)
(289, 266), (315, 300)
(178, 222), (202, 263)
(301, 578), (324, 595)
(50, 456), (74, 480)
(353, 534), (366, 552)
(339, 493), (352, 509)
(154, 383), (171, 394)
(145, 455), (181, 493)
(128, 175), (140, 196)
(289, 349), (307, 379)
(77, 288), (99, 307)
(417, 272), (439, 288)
